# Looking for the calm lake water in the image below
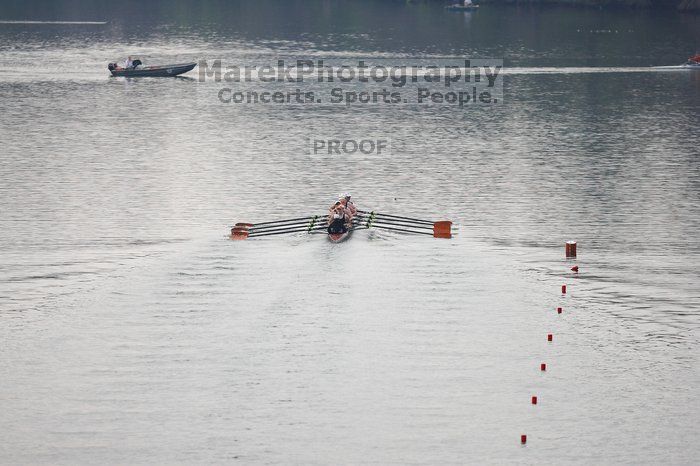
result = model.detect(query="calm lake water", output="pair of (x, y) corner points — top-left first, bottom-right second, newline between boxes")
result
(1, 1), (699, 464)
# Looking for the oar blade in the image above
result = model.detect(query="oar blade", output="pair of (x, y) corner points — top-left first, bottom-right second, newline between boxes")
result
(230, 229), (249, 240)
(433, 221), (452, 239)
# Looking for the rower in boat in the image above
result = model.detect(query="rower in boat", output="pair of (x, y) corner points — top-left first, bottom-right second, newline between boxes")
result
(327, 194), (356, 233)
(327, 201), (350, 234)
(687, 53), (700, 65)
(339, 193), (356, 217)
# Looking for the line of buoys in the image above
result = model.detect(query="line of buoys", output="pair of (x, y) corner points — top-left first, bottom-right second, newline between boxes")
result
(523, 241), (580, 446)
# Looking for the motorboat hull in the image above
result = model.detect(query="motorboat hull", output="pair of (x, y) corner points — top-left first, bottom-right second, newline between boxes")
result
(109, 62), (196, 77)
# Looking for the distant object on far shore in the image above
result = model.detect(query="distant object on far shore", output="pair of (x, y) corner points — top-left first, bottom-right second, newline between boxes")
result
(684, 53), (700, 69)
(445, 0), (480, 11)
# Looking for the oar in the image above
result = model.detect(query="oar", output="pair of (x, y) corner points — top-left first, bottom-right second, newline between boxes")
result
(235, 216), (322, 231)
(235, 214), (369, 232)
(234, 220), (321, 235)
(366, 219), (434, 230)
(357, 224), (433, 236)
(358, 210), (452, 238)
(233, 225), (328, 240)
(234, 215), (368, 240)
(241, 215), (318, 227)
(366, 220), (452, 238)
(357, 210), (434, 225)
(363, 223), (452, 238)
(248, 226), (328, 237)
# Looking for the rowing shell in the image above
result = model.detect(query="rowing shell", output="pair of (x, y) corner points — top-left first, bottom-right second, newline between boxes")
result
(231, 210), (452, 240)
(328, 215), (363, 242)
(328, 229), (352, 243)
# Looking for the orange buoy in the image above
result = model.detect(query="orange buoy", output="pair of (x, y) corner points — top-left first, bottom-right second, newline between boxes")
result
(557, 307), (562, 314)
(540, 363), (547, 371)
(562, 284), (567, 294)
(547, 334), (553, 342)
(571, 265), (579, 272)
(566, 241), (577, 258)
(521, 434), (527, 444)
(531, 396), (538, 405)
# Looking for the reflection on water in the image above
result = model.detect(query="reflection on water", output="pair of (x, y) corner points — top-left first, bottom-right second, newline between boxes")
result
(0, 1), (699, 464)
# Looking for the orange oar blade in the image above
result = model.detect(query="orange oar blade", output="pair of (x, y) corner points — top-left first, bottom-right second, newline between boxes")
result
(235, 222), (254, 228)
(230, 229), (249, 240)
(433, 221), (452, 239)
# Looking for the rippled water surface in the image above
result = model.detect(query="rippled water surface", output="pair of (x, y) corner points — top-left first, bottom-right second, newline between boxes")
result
(1, 1), (699, 464)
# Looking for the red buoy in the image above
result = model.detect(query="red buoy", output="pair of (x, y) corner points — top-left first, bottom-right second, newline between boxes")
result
(521, 434), (527, 444)
(557, 307), (562, 314)
(566, 241), (577, 258)
(540, 363), (547, 371)
(547, 334), (553, 342)
(562, 284), (567, 294)
(571, 265), (579, 272)
(531, 396), (538, 405)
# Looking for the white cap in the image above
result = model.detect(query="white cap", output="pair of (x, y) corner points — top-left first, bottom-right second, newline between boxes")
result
(340, 192), (351, 199)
